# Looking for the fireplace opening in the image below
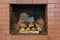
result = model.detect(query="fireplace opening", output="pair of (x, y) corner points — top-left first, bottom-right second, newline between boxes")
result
(10, 4), (47, 34)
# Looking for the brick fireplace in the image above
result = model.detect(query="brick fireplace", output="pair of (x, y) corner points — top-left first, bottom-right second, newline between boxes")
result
(10, 4), (47, 34)
(0, 0), (60, 40)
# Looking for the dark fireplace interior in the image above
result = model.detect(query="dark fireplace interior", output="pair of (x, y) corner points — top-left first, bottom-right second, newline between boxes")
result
(10, 4), (47, 35)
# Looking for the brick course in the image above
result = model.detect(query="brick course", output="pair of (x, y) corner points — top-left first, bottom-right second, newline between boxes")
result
(17, 0), (32, 4)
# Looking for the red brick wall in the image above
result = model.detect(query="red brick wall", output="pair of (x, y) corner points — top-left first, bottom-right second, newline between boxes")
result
(0, 0), (60, 40)
(48, 0), (60, 40)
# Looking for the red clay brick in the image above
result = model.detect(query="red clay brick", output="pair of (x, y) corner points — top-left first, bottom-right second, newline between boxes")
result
(1, 29), (9, 35)
(48, 4), (55, 8)
(1, 35), (11, 40)
(10, 0), (16, 3)
(48, 0), (60, 3)
(54, 8), (60, 12)
(20, 35), (28, 40)
(48, 16), (54, 21)
(55, 4), (60, 8)
(48, 16), (54, 22)
(17, 0), (32, 4)
(48, 30), (55, 35)
(0, 12), (9, 30)
(48, 25), (55, 29)
(54, 0), (60, 3)
(1, 0), (16, 3)
(54, 30), (60, 34)
(55, 25), (60, 27)
(48, 0), (55, 3)
(12, 35), (20, 40)
(0, 23), (9, 29)
(1, 17), (9, 22)
(48, 27), (58, 31)
(48, 13), (54, 17)
(48, 31), (60, 38)
(0, 4), (9, 8)
(54, 38), (60, 40)
(0, 20), (9, 27)
(1, 0), (10, 3)
(1, 8), (9, 13)
(55, 20), (60, 25)
(55, 13), (60, 17)
(55, 16), (60, 21)
(1, 13), (9, 17)
(33, 0), (47, 4)
(0, 9), (1, 13)
(0, 35), (1, 40)
(1, 16), (9, 24)
(0, 12), (1, 15)
(48, 20), (54, 26)
(53, 26), (60, 30)
(29, 35), (48, 40)
(0, 24), (1, 30)
(48, 8), (60, 13)
(55, 17), (60, 21)
(0, 0), (1, 3)
(48, 8), (55, 13)
(0, 13), (2, 28)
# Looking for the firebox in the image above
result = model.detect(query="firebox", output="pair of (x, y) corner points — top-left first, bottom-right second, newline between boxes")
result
(10, 4), (47, 35)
